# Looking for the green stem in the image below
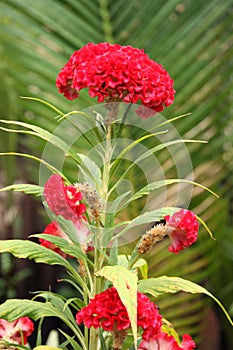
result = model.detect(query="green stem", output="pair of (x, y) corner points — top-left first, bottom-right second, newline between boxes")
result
(127, 253), (141, 270)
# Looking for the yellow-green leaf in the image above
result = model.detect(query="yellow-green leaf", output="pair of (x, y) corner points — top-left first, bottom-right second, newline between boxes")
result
(138, 276), (233, 326)
(34, 347), (61, 350)
(96, 265), (138, 347)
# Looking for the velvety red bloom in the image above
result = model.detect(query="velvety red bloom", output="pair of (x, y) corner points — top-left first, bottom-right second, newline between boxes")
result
(164, 209), (199, 254)
(76, 287), (162, 338)
(44, 174), (86, 222)
(138, 332), (196, 350)
(56, 42), (175, 115)
(0, 317), (34, 345)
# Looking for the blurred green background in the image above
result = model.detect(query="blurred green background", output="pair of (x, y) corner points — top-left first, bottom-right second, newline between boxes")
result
(0, 1), (232, 349)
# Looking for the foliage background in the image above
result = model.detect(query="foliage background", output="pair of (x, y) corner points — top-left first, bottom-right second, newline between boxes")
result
(0, 0), (232, 349)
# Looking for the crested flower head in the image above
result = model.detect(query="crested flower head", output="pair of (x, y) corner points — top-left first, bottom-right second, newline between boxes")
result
(76, 287), (162, 337)
(164, 209), (199, 254)
(56, 42), (175, 115)
(0, 317), (34, 345)
(138, 332), (196, 350)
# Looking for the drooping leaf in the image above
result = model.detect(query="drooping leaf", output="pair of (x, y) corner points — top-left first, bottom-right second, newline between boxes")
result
(33, 291), (76, 324)
(128, 178), (218, 203)
(33, 347), (61, 350)
(31, 234), (88, 261)
(0, 299), (68, 322)
(0, 240), (69, 268)
(0, 183), (43, 196)
(0, 152), (66, 179)
(138, 276), (233, 326)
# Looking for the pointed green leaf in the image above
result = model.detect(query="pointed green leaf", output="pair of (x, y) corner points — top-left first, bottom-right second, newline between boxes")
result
(0, 152), (66, 179)
(33, 347), (61, 350)
(138, 276), (233, 326)
(128, 178), (218, 203)
(0, 183), (43, 196)
(110, 131), (167, 179)
(0, 240), (70, 268)
(31, 234), (88, 261)
(0, 299), (67, 322)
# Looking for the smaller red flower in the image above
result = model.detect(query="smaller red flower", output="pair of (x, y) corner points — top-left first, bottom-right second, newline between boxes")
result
(164, 209), (199, 254)
(138, 332), (196, 350)
(180, 334), (196, 350)
(76, 287), (162, 337)
(44, 174), (86, 222)
(0, 317), (34, 345)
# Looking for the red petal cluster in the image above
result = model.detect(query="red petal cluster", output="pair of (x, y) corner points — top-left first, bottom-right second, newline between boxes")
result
(164, 209), (199, 254)
(76, 287), (162, 337)
(138, 332), (196, 350)
(56, 42), (175, 114)
(44, 174), (86, 222)
(0, 317), (34, 345)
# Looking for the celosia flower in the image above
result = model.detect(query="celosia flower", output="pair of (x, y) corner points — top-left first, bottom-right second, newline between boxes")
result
(56, 42), (175, 115)
(76, 287), (162, 339)
(138, 332), (196, 350)
(164, 209), (199, 254)
(0, 317), (34, 345)
(44, 174), (86, 222)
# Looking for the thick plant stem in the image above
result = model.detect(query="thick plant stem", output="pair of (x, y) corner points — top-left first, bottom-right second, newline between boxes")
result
(89, 109), (115, 350)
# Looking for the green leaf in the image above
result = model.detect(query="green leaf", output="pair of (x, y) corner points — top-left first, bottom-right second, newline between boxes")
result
(78, 153), (102, 189)
(128, 178), (218, 203)
(110, 131), (167, 179)
(0, 119), (80, 165)
(33, 291), (76, 324)
(98, 329), (108, 350)
(133, 259), (148, 279)
(20, 96), (63, 115)
(0, 240), (70, 268)
(31, 234), (88, 261)
(0, 299), (68, 322)
(0, 183), (43, 196)
(0, 119), (69, 154)
(138, 276), (233, 326)
(33, 347), (61, 350)
(59, 330), (84, 350)
(113, 207), (179, 240)
(0, 152), (66, 179)
(117, 255), (148, 279)
(96, 265), (138, 347)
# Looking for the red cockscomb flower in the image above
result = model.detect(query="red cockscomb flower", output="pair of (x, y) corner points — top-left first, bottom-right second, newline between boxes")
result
(76, 287), (162, 338)
(138, 332), (196, 350)
(44, 174), (86, 222)
(56, 42), (175, 115)
(164, 209), (199, 254)
(0, 317), (34, 345)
